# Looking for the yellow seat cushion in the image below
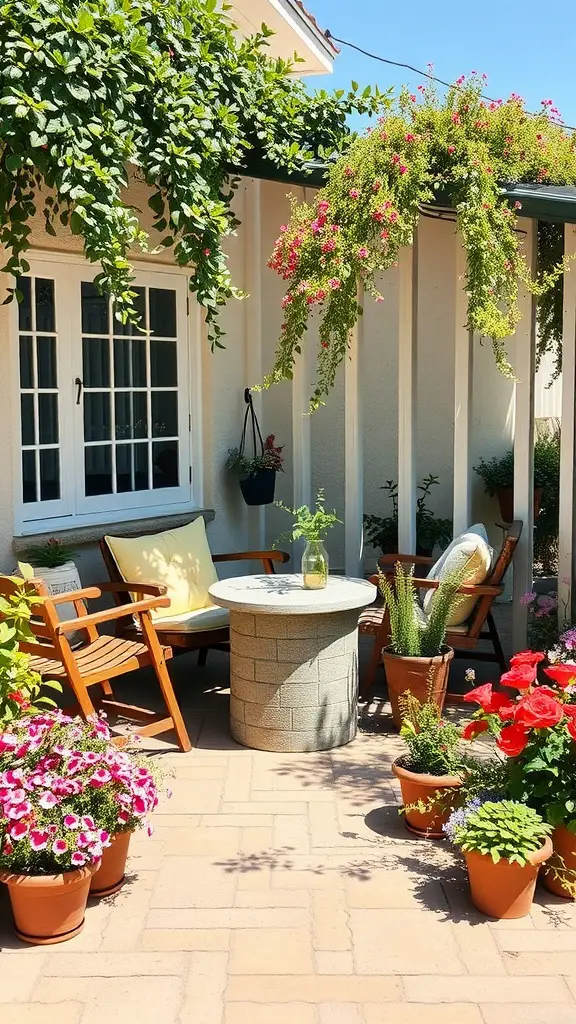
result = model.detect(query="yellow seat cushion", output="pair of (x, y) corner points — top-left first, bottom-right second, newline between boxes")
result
(422, 524), (493, 627)
(105, 518), (218, 622)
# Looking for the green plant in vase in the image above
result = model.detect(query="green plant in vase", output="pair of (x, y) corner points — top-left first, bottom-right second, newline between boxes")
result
(275, 490), (341, 590)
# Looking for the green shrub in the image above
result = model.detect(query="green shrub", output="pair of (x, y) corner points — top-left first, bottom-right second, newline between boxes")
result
(451, 799), (552, 866)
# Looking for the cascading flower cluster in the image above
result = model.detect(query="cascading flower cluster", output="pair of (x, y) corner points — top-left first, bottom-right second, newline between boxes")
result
(0, 711), (160, 874)
(462, 650), (576, 830)
(262, 75), (576, 410)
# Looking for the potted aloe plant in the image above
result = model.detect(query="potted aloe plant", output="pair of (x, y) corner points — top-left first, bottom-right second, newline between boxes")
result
(22, 538), (81, 626)
(377, 562), (465, 728)
(275, 489), (342, 590)
(445, 798), (553, 919)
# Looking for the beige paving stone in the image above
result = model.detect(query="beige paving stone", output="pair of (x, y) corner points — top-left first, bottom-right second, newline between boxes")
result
(201, 814), (274, 827)
(497, 930), (576, 951)
(172, 765), (227, 780)
(148, 907), (309, 929)
(149, 814), (201, 828)
(529, 901), (576, 930)
(222, 756), (253, 802)
(99, 886), (153, 952)
(223, 801), (306, 816)
(318, 1004), (363, 1024)
(350, 909), (464, 975)
(234, 889), (310, 909)
(238, 825), (274, 855)
(227, 975), (402, 1002)
(158, 779), (222, 814)
(309, 800), (340, 847)
(180, 951), (228, 1024)
(271, 862), (343, 891)
(252, 789), (334, 803)
(481, 1007), (576, 1024)
(43, 952), (186, 977)
(225, 1004), (317, 1024)
(229, 927), (314, 974)
(2, 1005), (83, 1024)
(151, 855), (237, 908)
(312, 890), (351, 951)
(504, 950), (576, 974)
(274, 813), (310, 853)
(315, 950), (354, 974)
(345, 872), (447, 911)
(141, 928), (231, 951)
(235, 864), (272, 892)
(363, 1005), (484, 1023)
(0, 954), (47, 1003)
(564, 976), (576, 999)
(159, 825), (241, 857)
(451, 919), (508, 974)
(82, 976), (183, 1024)
(33, 978), (105, 1004)
(403, 975), (571, 1003)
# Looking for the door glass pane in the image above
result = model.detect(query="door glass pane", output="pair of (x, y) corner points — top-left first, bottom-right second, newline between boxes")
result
(18, 277), (32, 331)
(21, 395), (35, 445)
(39, 449), (60, 501)
(151, 340), (177, 387)
(113, 288), (146, 336)
(153, 440), (178, 488)
(37, 336), (57, 389)
(115, 392), (147, 440)
(83, 338), (110, 387)
(22, 451), (36, 503)
(19, 336), (33, 388)
(116, 443), (149, 493)
(39, 393), (58, 444)
(81, 281), (109, 334)
(35, 279), (55, 333)
(150, 288), (176, 337)
(84, 393), (111, 441)
(85, 445), (112, 496)
(151, 392), (178, 437)
(114, 338), (146, 387)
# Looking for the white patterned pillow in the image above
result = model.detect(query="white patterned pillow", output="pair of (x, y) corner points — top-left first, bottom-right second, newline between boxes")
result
(422, 524), (493, 627)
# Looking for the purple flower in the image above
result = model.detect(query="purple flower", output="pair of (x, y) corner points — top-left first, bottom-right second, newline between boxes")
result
(520, 591), (537, 606)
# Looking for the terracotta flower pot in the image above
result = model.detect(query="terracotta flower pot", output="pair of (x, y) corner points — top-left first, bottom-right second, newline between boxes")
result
(542, 825), (576, 900)
(495, 486), (543, 525)
(391, 758), (462, 838)
(383, 647), (454, 731)
(0, 862), (98, 945)
(90, 831), (133, 898)
(464, 837), (553, 919)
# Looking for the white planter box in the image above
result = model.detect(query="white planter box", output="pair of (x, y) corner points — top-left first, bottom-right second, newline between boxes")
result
(32, 561), (81, 623)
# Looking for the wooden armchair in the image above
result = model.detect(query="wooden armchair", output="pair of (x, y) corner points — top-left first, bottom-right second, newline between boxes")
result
(1, 575), (191, 752)
(359, 521), (523, 700)
(100, 531), (290, 661)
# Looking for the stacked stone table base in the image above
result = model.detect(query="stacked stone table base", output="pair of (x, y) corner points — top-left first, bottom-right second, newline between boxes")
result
(228, 609), (360, 752)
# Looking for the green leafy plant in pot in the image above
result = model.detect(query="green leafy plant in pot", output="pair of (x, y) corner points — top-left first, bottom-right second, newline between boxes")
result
(364, 475), (452, 558)
(473, 430), (557, 525)
(227, 392), (284, 506)
(21, 539), (81, 631)
(377, 561), (465, 728)
(275, 490), (341, 589)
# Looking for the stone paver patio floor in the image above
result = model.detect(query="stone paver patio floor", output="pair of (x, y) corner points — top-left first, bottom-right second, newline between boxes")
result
(2, 643), (576, 1024)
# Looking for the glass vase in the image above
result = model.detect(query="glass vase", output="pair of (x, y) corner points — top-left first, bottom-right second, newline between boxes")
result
(301, 540), (329, 590)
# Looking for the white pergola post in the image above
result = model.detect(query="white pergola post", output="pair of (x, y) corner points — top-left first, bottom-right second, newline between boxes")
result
(558, 223), (576, 625)
(512, 219), (537, 649)
(397, 237), (418, 553)
(291, 343), (312, 513)
(453, 236), (473, 536)
(344, 286), (364, 577)
(244, 178), (265, 550)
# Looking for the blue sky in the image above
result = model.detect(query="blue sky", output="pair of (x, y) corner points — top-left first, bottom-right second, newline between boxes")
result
(306, 0), (576, 131)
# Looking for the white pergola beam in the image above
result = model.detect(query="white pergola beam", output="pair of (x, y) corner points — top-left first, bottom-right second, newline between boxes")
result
(292, 186), (313, 518)
(558, 223), (576, 625)
(344, 286), (364, 577)
(397, 238), (418, 553)
(244, 178), (265, 550)
(453, 235), (473, 536)
(512, 219), (537, 649)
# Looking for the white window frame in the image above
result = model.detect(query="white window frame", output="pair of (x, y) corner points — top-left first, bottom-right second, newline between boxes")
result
(13, 252), (204, 536)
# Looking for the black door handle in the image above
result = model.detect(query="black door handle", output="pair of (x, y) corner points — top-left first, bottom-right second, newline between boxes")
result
(74, 377), (83, 405)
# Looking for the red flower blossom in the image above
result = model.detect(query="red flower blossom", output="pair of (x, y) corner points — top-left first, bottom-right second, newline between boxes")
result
(544, 664), (576, 689)
(500, 664), (537, 689)
(510, 650), (545, 668)
(497, 723), (529, 756)
(463, 683), (495, 712)
(515, 691), (564, 729)
(462, 720), (489, 741)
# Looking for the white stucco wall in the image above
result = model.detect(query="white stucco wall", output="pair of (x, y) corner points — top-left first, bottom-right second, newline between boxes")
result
(0, 175), (527, 588)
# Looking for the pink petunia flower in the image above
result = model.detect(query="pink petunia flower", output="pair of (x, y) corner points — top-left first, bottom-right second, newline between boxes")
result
(10, 822), (29, 841)
(349, 189), (360, 199)
(29, 829), (49, 851)
(64, 813), (80, 829)
(52, 839), (68, 855)
(38, 791), (58, 809)
(71, 851), (86, 867)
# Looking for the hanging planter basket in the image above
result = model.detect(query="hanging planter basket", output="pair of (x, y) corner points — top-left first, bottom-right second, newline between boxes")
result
(228, 391), (283, 507)
(240, 467), (277, 506)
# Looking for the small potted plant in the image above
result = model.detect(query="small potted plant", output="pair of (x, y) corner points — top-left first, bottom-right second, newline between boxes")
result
(377, 562), (465, 727)
(445, 798), (553, 919)
(275, 489), (342, 589)
(0, 569), (62, 724)
(364, 475), (453, 558)
(462, 653), (576, 899)
(474, 448), (544, 524)
(392, 692), (464, 837)
(227, 435), (284, 506)
(22, 538), (81, 625)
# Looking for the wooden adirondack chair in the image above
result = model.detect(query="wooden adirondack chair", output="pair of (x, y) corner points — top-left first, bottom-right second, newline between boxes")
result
(359, 521), (523, 700)
(0, 575), (191, 752)
(100, 527), (289, 661)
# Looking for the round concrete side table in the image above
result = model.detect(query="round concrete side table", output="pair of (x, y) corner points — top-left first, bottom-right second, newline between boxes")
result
(208, 574), (376, 753)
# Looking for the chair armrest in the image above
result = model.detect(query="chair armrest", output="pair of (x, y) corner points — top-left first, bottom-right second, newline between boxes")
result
(96, 581), (168, 598)
(410, 577), (504, 597)
(54, 595), (171, 634)
(212, 550), (290, 564)
(47, 587), (102, 605)
(378, 553), (435, 568)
